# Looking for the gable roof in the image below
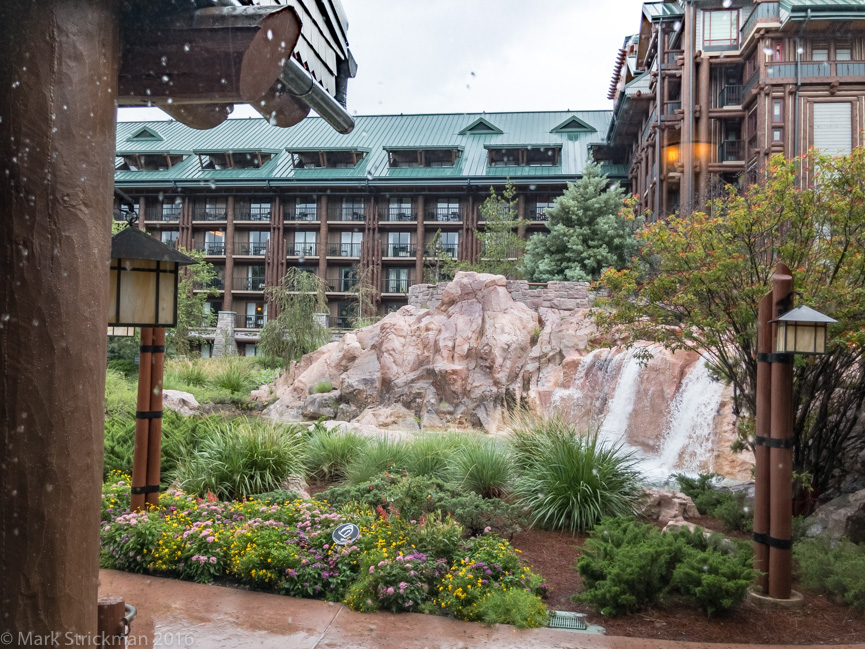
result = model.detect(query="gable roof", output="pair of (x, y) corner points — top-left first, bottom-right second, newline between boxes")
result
(551, 116), (597, 133)
(458, 117), (503, 135)
(127, 126), (163, 142)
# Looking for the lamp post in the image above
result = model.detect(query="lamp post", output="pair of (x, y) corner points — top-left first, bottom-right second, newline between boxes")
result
(109, 224), (195, 510)
(754, 263), (836, 601)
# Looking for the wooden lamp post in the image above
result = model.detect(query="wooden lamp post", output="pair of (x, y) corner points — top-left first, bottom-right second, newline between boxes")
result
(109, 224), (195, 510)
(753, 263), (836, 601)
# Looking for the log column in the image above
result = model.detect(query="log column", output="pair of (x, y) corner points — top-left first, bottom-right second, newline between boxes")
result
(415, 195), (425, 283)
(318, 195), (329, 280)
(0, 1), (119, 645)
(224, 196), (235, 311)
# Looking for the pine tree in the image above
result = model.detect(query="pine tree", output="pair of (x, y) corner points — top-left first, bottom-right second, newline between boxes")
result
(521, 163), (641, 282)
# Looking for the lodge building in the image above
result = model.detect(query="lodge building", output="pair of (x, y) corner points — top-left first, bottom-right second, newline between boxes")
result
(113, 111), (621, 355)
(595, 0), (865, 219)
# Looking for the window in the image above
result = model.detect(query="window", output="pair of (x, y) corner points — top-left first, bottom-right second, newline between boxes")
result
(247, 266), (266, 291)
(488, 148), (523, 167)
(525, 147), (560, 166)
(388, 197), (413, 221)
(813, 102), (852, 156)
(836, 47), (852, 61)
(812, 47), (828, 62)
(294, 198), (317, 221)
(246, 200), (271, 222)
(293, 231), (317, 257)
(248, 231), (269, 256)
(198, 198), (226, 221)
(290, 151), (324, 169)
(341, 198), (365, 221)
(773, 41), (783, 62)
(387, 232), (412, 257)
(245, 302), (267, 328)
(116, 153), (183, 171)
(339, 231), (362, 257)
(160, 230), (179, 248)
(487, 147), (561, 167)
(772, 100), (784, 123)
(703, 10), (739, 48)
(203, 230), (225, 255)
(385, 267), (410, 293)
(429, 199), (461, 221)
(773, 128), (783, 143)
(534, 201), (555, 221)
(162, 201), (181, 221)
(289, 150), (365, 169)
(385, 149), (461, 168)
(438, 232), (459, 257)
(337, 266), (358, 292)
(198, 151), (272, 170)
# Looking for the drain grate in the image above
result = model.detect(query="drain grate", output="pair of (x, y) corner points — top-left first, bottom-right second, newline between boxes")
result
(548, 611), (588, 631)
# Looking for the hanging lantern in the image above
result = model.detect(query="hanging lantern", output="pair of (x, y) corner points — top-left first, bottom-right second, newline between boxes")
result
(772, 305), (837, 355)
(107, 326), (136, 337)
(108, 227), (195, 328)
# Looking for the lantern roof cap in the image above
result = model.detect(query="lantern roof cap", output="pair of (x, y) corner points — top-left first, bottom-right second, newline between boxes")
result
(772, 305), (838, 324)
(111, 226), (195, 265)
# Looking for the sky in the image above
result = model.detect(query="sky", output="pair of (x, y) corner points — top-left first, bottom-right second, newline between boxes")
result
(117, 0), (646, 122)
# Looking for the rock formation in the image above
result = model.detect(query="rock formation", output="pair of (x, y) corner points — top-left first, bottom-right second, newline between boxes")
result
(264, 271), (752, 479)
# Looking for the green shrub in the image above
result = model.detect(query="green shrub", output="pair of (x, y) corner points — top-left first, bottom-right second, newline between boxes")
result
(100, 510), (163, 573)
(795, 535), (865, 611)
(108, 358), (138, 378)
(513, 429), (642, 533)
(312, 380), (333, 394)
(674, 473), (752, 532)
(450, 437), (512, 499)
(476, 587), (548, 629)
(344, 436), (410, 485)
(305, 427), (369, 484)
(575, 518), (754, 617)
(175, 418), (306, 500)
(172, 360), (207, 387)
(105, 369), (138, 418)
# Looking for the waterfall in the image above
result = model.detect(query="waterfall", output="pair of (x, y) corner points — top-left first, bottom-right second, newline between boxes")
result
(597, 347), (644, 446)
(657, 360), (727, 476)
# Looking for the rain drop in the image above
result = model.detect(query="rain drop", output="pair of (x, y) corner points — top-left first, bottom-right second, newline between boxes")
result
(673, 21), (681, 30)
(12, 529), (18, 536)
(267, 29), (273, 41)
(299, 256), (306, 263)
(32, 319), (38, 326)
(161, 56), (167, 66)
(1, 314), (9, 322)
(166, 98), (173, 104)
(183, 43), (191, 52)
(161, 75), (169, 83)
(209, 180), (217, 189)
(45, 484), (53, 493)
(366, 171), (373, 180)
(722, 0), (732, 5)
(11, 80), (20, 88)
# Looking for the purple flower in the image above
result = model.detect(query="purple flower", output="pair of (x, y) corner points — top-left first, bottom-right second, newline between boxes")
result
(386, 587), (394, 596)
(369, 566), (375, 574)
(286, 569), (297, 577)
(209, 557), (217, 564)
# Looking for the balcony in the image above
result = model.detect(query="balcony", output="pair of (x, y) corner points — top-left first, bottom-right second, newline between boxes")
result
(145, 207), (181, 222)
(381, 208), (416, 222)
(327, 243), (362, 257)
(717, 84), (742, 108)
(238, 314), (267, 329)
(741, 2), (780, 45)
(194, 277), (224, 290)
(288, 242), (318, 257)
(326, 277), (358, 292)
(328, 206), (366, 222)
(426, 208), (462, 223)
(382, 278), (411, 294)
(237, 208), (271, 222)
(662, 50), (683, 69)
(427, 243), (457, 258)
(719, 140), (745, 163)
(330, 315), (354, 329)
(234, 277), (266, 291)
(383, 244), (416, 258)
(194, 242), (225, 256)
(194, 210), (227, 222)
(233, 241), (268, 256)
(285, 210), (318, 222)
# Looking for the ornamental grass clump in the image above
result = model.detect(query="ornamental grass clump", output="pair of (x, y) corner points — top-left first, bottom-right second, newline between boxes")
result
(304, 426), (369, 484)
(405, 432), (465, 480)
(175, 417), (306, 501)
(344, 435), (410, 485)
(512, 424), (642, 533)
(449, 436), (512, 499)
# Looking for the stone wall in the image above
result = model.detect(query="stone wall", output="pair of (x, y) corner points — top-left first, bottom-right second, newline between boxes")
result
(408, 279), (592, 313)
(212, 311), (237, 357)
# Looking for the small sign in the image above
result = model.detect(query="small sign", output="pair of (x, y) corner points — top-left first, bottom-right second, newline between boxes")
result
(133, 353), (140, 366)
(332, 523), (360, 545)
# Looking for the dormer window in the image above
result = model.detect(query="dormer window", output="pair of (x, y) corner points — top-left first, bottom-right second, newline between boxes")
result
(385, 147), (461, 168)
(197, 151), (274, 170)
(486, 146), (561, 167)
(115, 153), (185, 171)
(459, 118), (503, 135)
(288, 149), (367, 169)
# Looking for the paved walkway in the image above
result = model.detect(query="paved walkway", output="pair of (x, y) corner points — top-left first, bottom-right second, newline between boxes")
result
(100, 570), (865, 649)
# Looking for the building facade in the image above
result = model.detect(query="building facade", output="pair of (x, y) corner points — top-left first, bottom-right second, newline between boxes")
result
(113, 111), (619, 355)
(595, 0), (865, 219)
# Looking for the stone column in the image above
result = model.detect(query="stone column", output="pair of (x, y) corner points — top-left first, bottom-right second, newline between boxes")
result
(213, 311), (237, 357)
(0, 1), (118, 645)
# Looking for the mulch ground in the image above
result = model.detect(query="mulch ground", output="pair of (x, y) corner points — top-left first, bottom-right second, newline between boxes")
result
(511, 525), (865, 645)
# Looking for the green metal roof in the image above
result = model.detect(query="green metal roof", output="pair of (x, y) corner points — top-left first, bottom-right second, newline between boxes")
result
(114, 110), (616, 187)
(781, 0), (865, 19)
(642, 2), (684, 21)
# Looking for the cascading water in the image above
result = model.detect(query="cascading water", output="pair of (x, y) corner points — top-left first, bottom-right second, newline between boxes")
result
(550, 346), (731, 481)
(657, 359), (727, 476)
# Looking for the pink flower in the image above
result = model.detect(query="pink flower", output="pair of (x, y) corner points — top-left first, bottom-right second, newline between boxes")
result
(206, 536), (215, 543)
(386, 587), (394, 596)
(369, 566), (375, 574)
(209, 557), (217, 564)
(483, 526), (491, 533)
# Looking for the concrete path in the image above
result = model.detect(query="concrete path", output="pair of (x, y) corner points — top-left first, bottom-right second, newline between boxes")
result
(99, 570), (865, 649)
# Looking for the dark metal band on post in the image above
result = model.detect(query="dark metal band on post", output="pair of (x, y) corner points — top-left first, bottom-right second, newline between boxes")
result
(139, 345), (165, 353)
(756, 353), (794, 364)
(754, 436), (795, 449)
(130, 485), (160, 495)
(136, 411), (163, 419)
(752, 532), (793, 550)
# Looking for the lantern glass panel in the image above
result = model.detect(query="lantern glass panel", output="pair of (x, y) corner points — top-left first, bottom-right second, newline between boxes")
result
(108, 258), (178, 326)
(158, 269), (176, 325)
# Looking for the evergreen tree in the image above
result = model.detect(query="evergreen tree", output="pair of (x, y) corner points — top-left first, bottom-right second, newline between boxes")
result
(521, 163), (641, 282)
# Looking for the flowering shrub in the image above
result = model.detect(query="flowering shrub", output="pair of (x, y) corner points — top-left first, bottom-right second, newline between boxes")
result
(100, 474), (545, 626)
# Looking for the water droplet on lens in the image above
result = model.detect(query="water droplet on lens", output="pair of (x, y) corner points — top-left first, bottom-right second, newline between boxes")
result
(183, 43), (190, 52)
(209, 180), (216, 189)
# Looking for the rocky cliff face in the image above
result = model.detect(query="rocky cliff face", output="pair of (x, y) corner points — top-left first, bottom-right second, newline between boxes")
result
(265, 271), (751, 479)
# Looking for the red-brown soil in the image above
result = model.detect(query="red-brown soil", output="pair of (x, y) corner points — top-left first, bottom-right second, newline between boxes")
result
(512, 526), (865, 645)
